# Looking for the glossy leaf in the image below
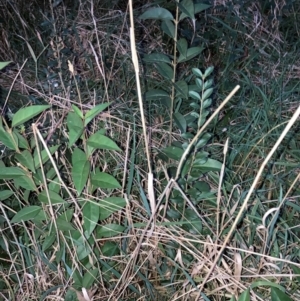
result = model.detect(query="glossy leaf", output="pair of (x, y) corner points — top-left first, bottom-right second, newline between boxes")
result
(139, 7), (173, 20)
(82, 268), (98, 289)
(12, 105), (50, 128)
(87, 132), (121, 151)
(15, 150), (35, 172)
(84, 102), (111, 126)
(91, 171), (121, 189)
(155, 62), (173, 80)
(96, 223), (125, 238)
(271, 287), (293, 301)
(67, 111), (84, 147)
(99, 197), (126, 221)
(177, 38), (188, 57)
(161, 20), (175, 39)
(82, 201), (99, 237)
(174, 112), (187, 133)
(178, 47), (204, 63)
(143, 53), (171, 64)
(0, 167), (26, 179)
(11, 206), (42, 223)
(38, 190), (66, 204)
(33, 145), (60, 169)
(72, 148), (90, 196)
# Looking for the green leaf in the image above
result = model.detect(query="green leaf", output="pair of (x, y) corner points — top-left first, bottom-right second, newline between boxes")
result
(12, 105), (50, 128)
(14, 175), (37, 191)
(271, 287), (293, 301)
(161, 20), (175, 39)
(192, 68), (203, 77)
(178, 46), (204, 63)
(174, 80), (188, 99)
(193, 158), (222, 172)
(0, 128), (18, 150)
(155, 62), (173, 80)
(82, 201), (99, 237)
(174, 112), (187, 133)
(11, 206), (42, 223)
(96, 223), (125, 238)
(99, 197), (126, 221)
(202, 88), (214, 101)
(91, 171), (121, 189)
(55, 218), (75, 231)
(84, 102), (111, 126)
(176, 38), (188, 57)
(189, 91), (201, 100)
(180, 3), (211, 20)
(101, 241), (119, 256)
(0, 61), (12, 70)
(237, 289), (250, 301)
(203, 98), (212, 109)
(38, 190), (66, 204)
(67, 111), (84, 147)
(82, 268), (98, 289)
(33, 145), (60, 169)
(15, 150), (35, 172)
(161, 146), (184, 161)
(87, 132), (121, 151)
(178, 0), (195, 20)
(14, 131), (30, 149)
(42, 232), (56, 251)
(139, 7), (174, 20)
(0, 167), (26, 179)
(204, 66), (214, 78)
(72, 148), (90, 196)
(72, 104), (83, 119)
(0, 190), (14, 200)
(143, 53), (171, 64)
(196, 133), (211, 149)
(145, 89), (170, 100)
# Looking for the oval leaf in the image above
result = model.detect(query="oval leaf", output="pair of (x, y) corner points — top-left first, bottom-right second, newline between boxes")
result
(155, 62), (173, 80)
(87, 132), (121, 151)
(143, 53), (171, 64)
(91, 171), (121, 189)
(12, 105), (50, 128)
(38, 190), (66, 205)
(84, 102), (111, 126)
(139, 7), (174, 20)
(178, 46), (204, 63)
(82, 202), (100, 237)
(99, 197), (126, 221)
(161, 20), (175, 39)
(96, 223), (125, 238)
(72, 148), (90, 195)
(11, 206), (42, 223)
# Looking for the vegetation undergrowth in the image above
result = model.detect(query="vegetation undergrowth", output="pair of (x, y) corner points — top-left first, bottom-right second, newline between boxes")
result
(0, 0), (300, 301)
